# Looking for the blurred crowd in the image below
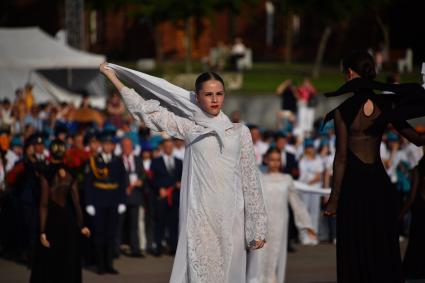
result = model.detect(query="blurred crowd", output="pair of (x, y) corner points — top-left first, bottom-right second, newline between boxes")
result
(0, 77), (423, 272)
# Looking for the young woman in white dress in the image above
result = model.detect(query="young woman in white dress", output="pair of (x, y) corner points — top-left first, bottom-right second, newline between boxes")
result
(247, 148), (316, 283)
(298, 139), (324, 233)
(99, 63), (267, 283)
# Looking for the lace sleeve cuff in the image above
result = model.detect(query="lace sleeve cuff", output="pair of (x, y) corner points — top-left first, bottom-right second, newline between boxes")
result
(240, 126), (268, 245)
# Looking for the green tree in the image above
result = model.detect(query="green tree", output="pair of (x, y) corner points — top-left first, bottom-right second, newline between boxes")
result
(214, 0), (258, 39)
(305, 0), (394, 78)
(275, 0), (306, 65)
(304, 0), (356, 78)
(360, 0), (394, 64)
(136, 0), (220, 73)
(131, 0), (174, 68)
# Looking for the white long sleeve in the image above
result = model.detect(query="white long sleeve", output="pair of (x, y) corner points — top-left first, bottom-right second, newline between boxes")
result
(288, 179), (314, 230)
(239, 126), (268, 245)
(120, 87), (202, 140)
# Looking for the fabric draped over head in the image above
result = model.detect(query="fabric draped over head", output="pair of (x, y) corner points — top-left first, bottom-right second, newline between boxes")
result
(321, 77), (425, 130)
(107, 63), (232, 148)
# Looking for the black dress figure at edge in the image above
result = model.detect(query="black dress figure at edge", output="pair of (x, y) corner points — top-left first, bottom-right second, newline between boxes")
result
(323, 52), (425, 283)
(30, 141), (87, 283)
(402, 156), (425, 280)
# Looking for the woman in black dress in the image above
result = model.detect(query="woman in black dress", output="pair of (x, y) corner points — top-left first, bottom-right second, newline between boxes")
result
(323, 50), (425, 283)
(30, 139), (90, 283)
(401, 149), (425, 281)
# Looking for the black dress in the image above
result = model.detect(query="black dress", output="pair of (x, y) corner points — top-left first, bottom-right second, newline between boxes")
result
(30, 166), (84, 283)
(403, 159), (425, 280)
(281, 87), (297, 113)
(323, 78), (425, 283)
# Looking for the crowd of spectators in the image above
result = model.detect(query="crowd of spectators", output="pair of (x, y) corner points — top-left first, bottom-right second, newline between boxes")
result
(0, 78), (422, 272)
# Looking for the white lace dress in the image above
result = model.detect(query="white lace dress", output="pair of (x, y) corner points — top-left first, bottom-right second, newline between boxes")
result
(247, 173), (313, 283)
(120, 87), (267, 283)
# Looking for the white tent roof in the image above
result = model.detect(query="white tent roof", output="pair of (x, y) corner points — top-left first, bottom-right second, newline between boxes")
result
(0, 27), (106, 106)
(0, 27), (105, 69)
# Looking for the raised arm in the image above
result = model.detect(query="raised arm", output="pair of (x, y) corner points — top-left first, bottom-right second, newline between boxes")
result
(325, 109), (348, 216)
(392, 120), (425, 146)
(100, 62), (198, 140)
(240, 126), (268, 249)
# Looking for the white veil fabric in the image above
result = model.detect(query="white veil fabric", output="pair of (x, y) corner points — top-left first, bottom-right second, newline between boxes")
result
(107, 63), (232, 147)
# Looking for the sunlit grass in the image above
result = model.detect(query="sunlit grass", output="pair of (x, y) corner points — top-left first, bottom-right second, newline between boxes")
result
(111, 60), (423, 95)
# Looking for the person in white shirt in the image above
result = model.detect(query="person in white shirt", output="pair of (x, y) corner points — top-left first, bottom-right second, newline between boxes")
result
(230, 37), (247, 71)
(401, 133), (423, 168)
(5, 135), (24, 172)
(298, 139), (324, 234)
(249, 125), (269, 165)
(384, 132), (409, 184)
(383, 132), (412, 239)
(318, 139), (336, 243)
(0, 99), (13, 128)
(172, 138), (185, 161)
(247, 148), (317, 283)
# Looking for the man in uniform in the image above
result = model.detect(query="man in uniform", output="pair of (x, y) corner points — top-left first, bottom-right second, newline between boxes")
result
(83, 130), (127, 274)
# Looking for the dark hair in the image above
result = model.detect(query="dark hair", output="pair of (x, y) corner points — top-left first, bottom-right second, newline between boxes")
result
(160, 138), (173, 145)
(265, 147), (281, 158)
(195, 72), (225, 93)
(342, 50), (377, 80)
(274, 132), (287, 141)
(247, 124), (259, 130)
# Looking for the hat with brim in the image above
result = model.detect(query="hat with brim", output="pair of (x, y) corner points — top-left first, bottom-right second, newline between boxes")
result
(100, 129), (116, 143)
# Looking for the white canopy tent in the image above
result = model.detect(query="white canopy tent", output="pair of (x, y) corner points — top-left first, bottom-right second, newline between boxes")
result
(0, 27), (106, 108)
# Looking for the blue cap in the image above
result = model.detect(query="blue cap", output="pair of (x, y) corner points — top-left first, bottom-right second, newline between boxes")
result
(387, 132), (399, 142)
(100, 129), (117, 143)
(54, 122), (68, 136)
(304, 138), (315, 148)
(10, 135), (23, 147)
(27, 132), (46, 145)
(103, 123), (117, 133)
(149, 135), (164, 149)
(320, 138), (330, 147)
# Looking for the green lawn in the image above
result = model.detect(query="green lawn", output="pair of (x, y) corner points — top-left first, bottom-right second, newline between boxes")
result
(234, 62), (422, 95)
(110, 60), (423, 95)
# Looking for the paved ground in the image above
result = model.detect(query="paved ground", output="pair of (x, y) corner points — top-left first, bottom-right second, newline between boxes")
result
(0, 243), (337, 283)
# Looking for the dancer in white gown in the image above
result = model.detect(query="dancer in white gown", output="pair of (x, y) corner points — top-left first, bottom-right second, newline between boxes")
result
(99, 63), (267, 283)
(247, 148), (316, 283)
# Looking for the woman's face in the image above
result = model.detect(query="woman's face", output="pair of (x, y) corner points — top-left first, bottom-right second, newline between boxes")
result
(320, 145), (329, 155)
(305, 146), (316, 156)
(196, 80), (225, 116)
(267, 152), (281, 172)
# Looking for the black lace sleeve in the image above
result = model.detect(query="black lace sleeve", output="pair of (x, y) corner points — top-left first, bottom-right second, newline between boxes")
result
(325, 108), (348, 215)
(39, 176), (49, 233)
(70, 181), (84, 229)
